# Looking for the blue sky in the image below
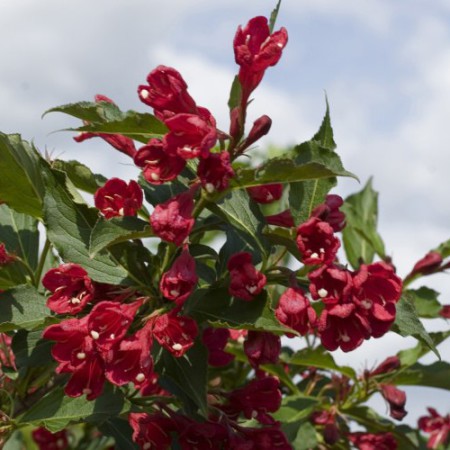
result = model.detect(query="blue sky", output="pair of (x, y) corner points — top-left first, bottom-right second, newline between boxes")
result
(1, 0), (449, 426)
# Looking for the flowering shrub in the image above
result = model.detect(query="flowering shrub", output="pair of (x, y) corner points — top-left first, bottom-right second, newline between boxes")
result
(0, 3), (448, 449)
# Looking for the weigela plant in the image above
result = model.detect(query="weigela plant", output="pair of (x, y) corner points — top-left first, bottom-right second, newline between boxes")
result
(0, 3), (448, 449)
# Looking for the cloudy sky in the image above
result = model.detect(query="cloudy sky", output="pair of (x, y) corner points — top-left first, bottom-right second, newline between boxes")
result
(1, 0), (449, 426)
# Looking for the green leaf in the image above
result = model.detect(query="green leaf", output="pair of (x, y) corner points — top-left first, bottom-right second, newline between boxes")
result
(233, 158), (356, 189)
(0, 134), (44, 218)
(393, 294), (439, 359)
(187, 288), (291, 334)
(287, 346), (357, 380)
(398, 331), (450, 366)
(293, 421), (318, 450)
(263, 226), (302, 261)
(435, 238), (450, 258)
(391, 361), (450, 391)
(44, 100), (123, 122)
(157, 341), (208, 416)
(139, 173), (189, 206)
(12, 330), (53, 370)
(341, 178), (385, 268)
(52, 159), (106, 194)
(19, 386), (129, 433)
(0, 285), (49, 332)
(208, 189), (269, 258)
(99, 418), (139, 450)
(0, 262), (28, 290)
(228, 76), (242, 111)
(272, 394), (318, 424)
(74, 111), (167, 143)
(269, 0), (282, 33)
(0, 204), (39, 271)
(42, 167), (133, 285)
(312, 97), (336, 151)
(89, 216), (153, 257)
(407, 287), (443, 318)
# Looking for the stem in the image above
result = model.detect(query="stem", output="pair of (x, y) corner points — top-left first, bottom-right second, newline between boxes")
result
(34, 238), (51, 288)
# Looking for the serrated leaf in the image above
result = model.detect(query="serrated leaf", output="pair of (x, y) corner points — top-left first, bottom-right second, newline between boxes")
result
(393, 294), (439, 359)
(269, 0), (282, 33)
(341, 178), (385, 268)
(0, 285), (49, 331)
(407, 287), (443, 318)
(157, 341), (208, 416)
(287, 346), (356, 380)
(312, 97), (336, 151)
(0, 204), (39, 271)
(208, 189), (269, 258)
(187, 288), (291, 333)
(44, 100), (123, 122)
(0, 262), (28, 290)
(0, 134), (44, 218)
(42, 166), (135, 285)
(391, 361), (450, 391)
(89, 216), (153, 257)
(293, 421), (318, 450)
(52, 160), (106, 194)
(228, 75), (242, 111)
(19, 386), (129, 433)
(139, 173), (189, 206)
(435, 238), (450, 258)
(272, 394), (319, 424)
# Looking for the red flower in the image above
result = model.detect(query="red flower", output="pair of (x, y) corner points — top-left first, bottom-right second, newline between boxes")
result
(308, 264), (353, 302)
(247, 183), (283, 204)
(176, 416), (229, 450)
(197, 151), (235, 193)
(367, 356), (401, 377)
(311, 194), (346, 232)
(407, 251), (443, 279)
(87, 300), (142, 352)
(129, 412), (175, 450)
(352, 262), (402, 338)
(104, 326), (153, 389)
(227, 252), (266, 301)
(225, 376), (282, 423)
(380, 384), (407, 421)
(152, 313), (198, 357)
(233, 422), (292, 450)
(138, 65), (198, 119)
(349, 432), (397, 450)
(418, 408), (450, 449)
(234, 16), (288, 97)
(160, 249), (198, 305)
(42, 263), (94, 315)
(0, 243), (15, 265)
(265, 209), (295, 228)
(164, 113), (217, 160)
(43, 317), (105, 400)
(244, 331), (280, 368)
(74, 95), (136, 158)
(0, 333), (15, 370)
(150, 190), (195, 246)
(32, 427), (69, 450)
(134, 138), (186, 185)
(243, 115), (272, 149)
(275, 287), (317, 336)
(296, 217), (340, 265)
(202, 328), (234, 367)
(440, 305), (450, 318)
(94, 178), (143, 219)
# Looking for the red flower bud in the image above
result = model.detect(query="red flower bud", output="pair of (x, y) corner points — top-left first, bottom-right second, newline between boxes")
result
(380, 384), (407, 421)
(150, 190), (195, 246)
(265, 209), (295, 228)
(129, 412), (175, 450)
(0, 243), (15, 265)
(32, 428), (69, 450)
(94, 178), (143, 219)
(440, 305), (450, 319)
(42, 263), (94, 315)
(202, 327), (234, 367)
(247, 183), (283, 204)
(349, 432), (398, 450)
(243, 115), (272, 149)
(368, 356), (401, 377)
(134, 138), (186, 185)
(160, 249), (198, 305)
(227, 252), (266, 301)
(408, 251), (443, 279)
(311, 194), (346, 232)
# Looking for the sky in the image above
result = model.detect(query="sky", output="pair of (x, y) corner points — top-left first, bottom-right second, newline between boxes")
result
(1, 0), (449, 428)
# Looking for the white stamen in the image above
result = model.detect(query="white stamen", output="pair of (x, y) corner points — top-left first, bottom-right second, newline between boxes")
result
(261, 36), (271, 48)
(182, 145), (193, 153)
(143, 443), (151, 450)
(318, 288), (328, 298)
(237, 336), (245, 344)
(172, 343), (182, 351)
(135, 373), (145, 382)
(144, 159), (160, 165)
(170, 289), (180, 298)
(150, 172), (160, 181)
(76, 352), (86, 360)
(277, 42), (284, 48)
(83, 388), (92, 395)
(104, 195), (115, 201)
(140, 89), (150, 99)
(110, 333), (115, 339)
(90, 330), (100, 340)
(251, 410), (258, 418)
(340, 333), (350, 342)
(319, 247), (325, 253)
(205, 183), (215, 194)
(246, 285), (258, 294)
(310, 252), (319, 259)
(71, 298), (81, 305)
(54, 285), (66, 292)
(266, 192), (274, 201)
(56, 439), (65, 449)
(245, 34), (251, 45)
(361, 299), (372, 310)
(118, 208), (124, 216)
